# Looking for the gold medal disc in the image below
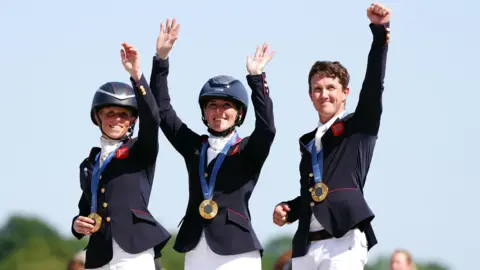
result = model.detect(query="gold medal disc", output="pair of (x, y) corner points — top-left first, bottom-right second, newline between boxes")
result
(88, 213), (102, 233)
(311, 183), (329, 202)
(199, 200), (218, 220)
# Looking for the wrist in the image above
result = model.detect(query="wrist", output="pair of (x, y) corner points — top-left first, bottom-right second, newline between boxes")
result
(155, 51), (169, 60)
(131, 71), (142, 82)
(249, 70), (263, 75)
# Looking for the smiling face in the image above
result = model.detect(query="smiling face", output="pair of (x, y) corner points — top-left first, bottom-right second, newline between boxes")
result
(95, 106), (135, 139)
(204, 99), (240, 132)
(309, 75), (349, 123)
(308, 61), (350, 123)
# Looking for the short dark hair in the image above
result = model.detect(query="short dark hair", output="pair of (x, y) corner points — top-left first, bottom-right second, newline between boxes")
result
(308, 61), (350, 91)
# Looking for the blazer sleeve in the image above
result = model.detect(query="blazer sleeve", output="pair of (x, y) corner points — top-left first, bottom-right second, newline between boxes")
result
(242, 73), (276, 174)
(130, 74), (161, 163)
(150, 56), (201, 157)
(352, 22), (390, 135)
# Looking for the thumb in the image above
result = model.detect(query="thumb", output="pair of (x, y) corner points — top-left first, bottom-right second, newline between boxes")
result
(282, 203), (291, 212)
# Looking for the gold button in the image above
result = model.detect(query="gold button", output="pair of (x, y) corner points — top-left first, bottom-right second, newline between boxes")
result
(106, 217), (111, 222)
(309, 188), (313, 192)
(101, 188), (105, 193)
(204, 173), (208, 177)
(103, 202), (108, 208)
(309, 173), (313, 177)
(310, 202), (315, 207)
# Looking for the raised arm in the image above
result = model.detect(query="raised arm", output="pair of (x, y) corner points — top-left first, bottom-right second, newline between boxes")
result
(353, 3), (391, 135)
(242, 44), (277, 173)
(121, 43), (160, 163)
(151, 18), (201, 157)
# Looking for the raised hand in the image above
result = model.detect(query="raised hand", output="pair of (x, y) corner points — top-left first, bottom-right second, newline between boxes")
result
(367, 3), (391, 25)
(246, 43), (275, 75)
(120, 42), (142, 81)
(156, 18), (180, 59)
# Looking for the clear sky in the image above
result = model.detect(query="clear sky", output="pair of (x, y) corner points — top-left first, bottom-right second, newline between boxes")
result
(1, 0), (478, 269)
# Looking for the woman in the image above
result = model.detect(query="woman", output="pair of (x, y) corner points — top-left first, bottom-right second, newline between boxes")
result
(390, 249), (416, 270)
(71, 43), (170, 269)
(150, 19), (276, 269)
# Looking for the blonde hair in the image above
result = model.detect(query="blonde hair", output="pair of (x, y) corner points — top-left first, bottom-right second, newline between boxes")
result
(392, 249), (416, 270)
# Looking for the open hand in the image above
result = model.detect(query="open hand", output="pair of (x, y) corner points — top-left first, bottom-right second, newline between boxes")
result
(246, 43), (275, 75)
(156, 18), (180, 59)
(121, 42), (142, 81)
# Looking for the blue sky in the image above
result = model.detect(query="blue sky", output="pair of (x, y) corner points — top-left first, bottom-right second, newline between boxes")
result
(1, 0), (478, 269)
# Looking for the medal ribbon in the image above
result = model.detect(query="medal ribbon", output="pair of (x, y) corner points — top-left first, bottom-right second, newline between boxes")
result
(90, 142), (124, 213)
(310, 143), (323, 184)
(310, 111), (347, 183)
(198, 133), (239, 200)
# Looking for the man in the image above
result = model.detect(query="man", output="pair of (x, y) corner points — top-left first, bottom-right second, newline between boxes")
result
(272, 3), (391, 269)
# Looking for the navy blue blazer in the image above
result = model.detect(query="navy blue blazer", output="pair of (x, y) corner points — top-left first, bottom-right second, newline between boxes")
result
(282, 23), (390, 258)
(71, 75), (171, 268)
(150, 57), (276, 256)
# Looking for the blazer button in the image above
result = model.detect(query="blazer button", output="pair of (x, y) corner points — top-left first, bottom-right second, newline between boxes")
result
(309, 188), (313, 192)
(309, 173), (313, 177)
(99, 175), (102, 180)
(101, 188), (105, 193)
(106, 217), (111, 222)
(204, 173), (208, 177)
(103, 202), (108, 208)
(310, 202), (315, 207)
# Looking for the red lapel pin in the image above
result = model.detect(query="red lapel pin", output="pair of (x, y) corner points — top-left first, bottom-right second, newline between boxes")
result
(331, 122), (344, 136)
(116, 147), (129, 159)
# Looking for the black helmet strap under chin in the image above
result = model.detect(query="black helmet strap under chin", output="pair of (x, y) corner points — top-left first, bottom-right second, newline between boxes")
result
(204, 113), (242, 137)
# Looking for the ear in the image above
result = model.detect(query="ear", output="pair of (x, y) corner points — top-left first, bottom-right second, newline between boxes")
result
(342, 87), (350, 102)
(309, 90), (313, 101)
(238, 107), (244, 117)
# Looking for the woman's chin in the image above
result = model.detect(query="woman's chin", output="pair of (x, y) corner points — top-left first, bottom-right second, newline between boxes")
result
(104, 130), (126, 139)
(210, 124), (232, 133)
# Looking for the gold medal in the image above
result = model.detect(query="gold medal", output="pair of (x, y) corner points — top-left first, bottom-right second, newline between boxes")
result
(88, 213), (102, 233)
(311, 183), (328, 202)
(199, 200), (218, 220)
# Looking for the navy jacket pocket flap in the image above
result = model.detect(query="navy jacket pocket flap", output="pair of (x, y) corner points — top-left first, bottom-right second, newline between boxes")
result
(226, 209), (250, 232)
(131, 209), (156, 225)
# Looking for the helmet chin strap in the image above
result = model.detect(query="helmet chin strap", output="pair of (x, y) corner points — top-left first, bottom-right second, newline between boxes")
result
(206, 113), (242, 137)
(207, 125), (236, 137)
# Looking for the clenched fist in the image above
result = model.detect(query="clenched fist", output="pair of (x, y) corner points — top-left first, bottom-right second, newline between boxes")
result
(273, 203), (290, 226)
(367, 3), (391, 25)
(73, 216), (95, 236)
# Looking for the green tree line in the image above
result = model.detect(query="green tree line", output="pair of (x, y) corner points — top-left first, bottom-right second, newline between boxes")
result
(0, 214), (449, 270)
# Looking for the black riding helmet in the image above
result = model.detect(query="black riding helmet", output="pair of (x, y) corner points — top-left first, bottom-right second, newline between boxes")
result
(198, 75), (249, 137)
(90, 82), (138, 140)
